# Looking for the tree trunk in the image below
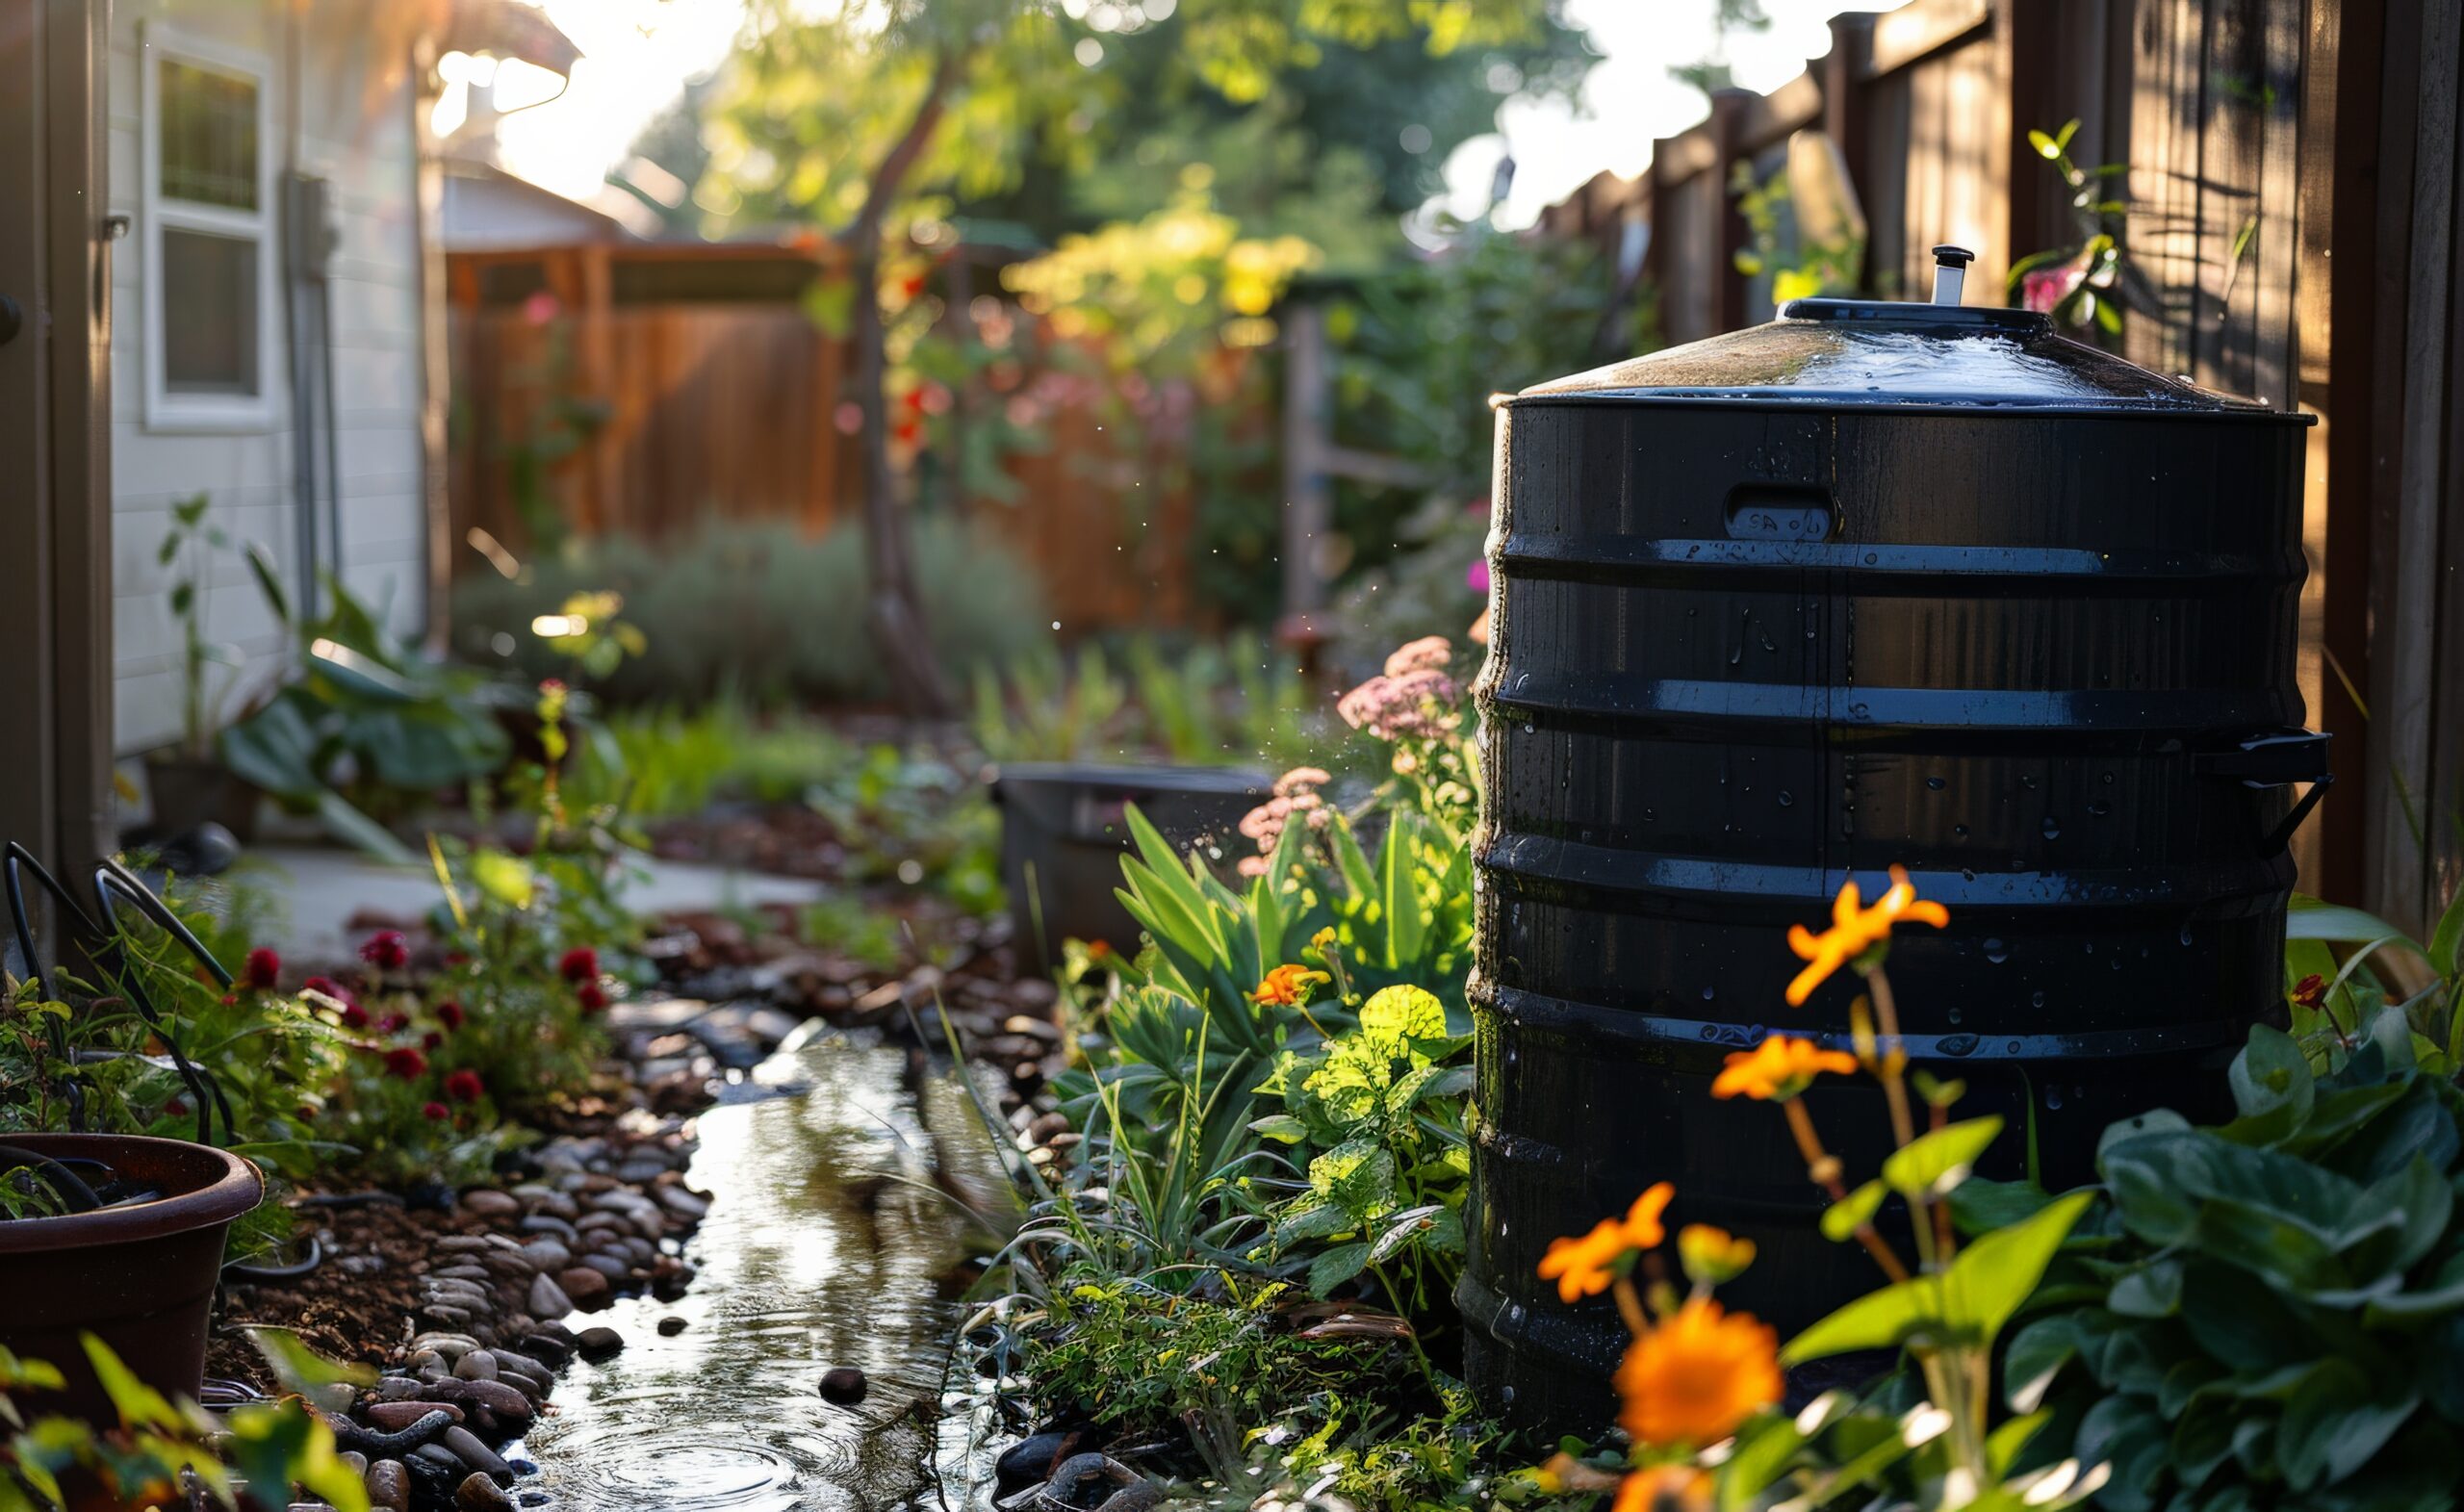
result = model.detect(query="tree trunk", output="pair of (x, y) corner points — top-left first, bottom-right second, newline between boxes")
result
(847, 54), (962, 720)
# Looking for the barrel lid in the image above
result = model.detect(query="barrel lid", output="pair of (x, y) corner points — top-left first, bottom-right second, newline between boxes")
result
(1512, 296), (2290, 415)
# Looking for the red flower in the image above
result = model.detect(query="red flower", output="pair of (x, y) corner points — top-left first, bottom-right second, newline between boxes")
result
(2291, 974), (2327, 1008)
(384, 1047), (427, 1080)
(360, 930), (409, 971)
(423, 1101), (450, 1120)
(421, 1031), (443, 1051)
(243, 947), (281, 990)
(445, 1068), (485, 1104)
(378, 1012), (410, 1035)
(341, 1004), (370, 1030)
(577, 982), (608, 1015)
(435, 1000), (465, 1031)
(558, 947), (599, 983)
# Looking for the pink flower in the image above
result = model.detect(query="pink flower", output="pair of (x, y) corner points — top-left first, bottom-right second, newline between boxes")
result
(1466, 559), (1491, 596)
(1337, 667), (1461, 741)
(378, 1012), (410, 1035)
(1383, 636), (1453, 679)
(243, 947), (281, 990)
(360, 930), (409, 971)
(522, 291), (561, 325)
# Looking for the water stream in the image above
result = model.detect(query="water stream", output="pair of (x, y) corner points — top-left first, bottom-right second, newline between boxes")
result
(519, 1032), (1010, 1510)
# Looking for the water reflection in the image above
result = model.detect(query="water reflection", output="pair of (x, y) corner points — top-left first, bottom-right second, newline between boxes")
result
(525, 1035), (1006, 1510)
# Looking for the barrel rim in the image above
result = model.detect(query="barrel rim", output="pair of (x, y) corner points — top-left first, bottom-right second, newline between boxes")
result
(1494, 394), (2318, 423)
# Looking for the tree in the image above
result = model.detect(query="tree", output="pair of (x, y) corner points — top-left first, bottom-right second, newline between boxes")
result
(708, 0), (1570, 717)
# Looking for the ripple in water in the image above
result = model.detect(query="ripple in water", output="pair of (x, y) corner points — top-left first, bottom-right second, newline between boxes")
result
(519, 1037), (1008, 1510)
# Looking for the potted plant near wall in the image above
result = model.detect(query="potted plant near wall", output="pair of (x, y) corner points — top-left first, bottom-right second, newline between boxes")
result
(142, 493), (257, 841)
(0, 849), (270, 1425)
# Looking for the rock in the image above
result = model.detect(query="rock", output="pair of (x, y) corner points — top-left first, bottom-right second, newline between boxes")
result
(338, 1450), (369, 1478)
(443, 1425), (512, 1483)
(575, 1326), (625, 1361)
(556, 1266), (612, 1305)
(365, 1400), (463, 1431)
(519, 1332), (574, 1366)
(656, 1316), (686, 1337)
(455, 1472), (517, 1511)
(364, 1459), (412, 1512)
(419, 1377), (534, 1424)
(817, 1367), (867, 1405)
(518, 1240), (573, 1273)
(527, 1273), (574, 1320)
(462, 1191), (521, 1218)
(453, 1350), (500, 1382)
(654, 1187), (709, 1220)
(489, 1347), (552, 1385)
(993, 1431), (1078, 1492)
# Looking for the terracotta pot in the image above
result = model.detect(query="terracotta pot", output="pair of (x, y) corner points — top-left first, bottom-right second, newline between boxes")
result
(0, 1134), (263, 1424)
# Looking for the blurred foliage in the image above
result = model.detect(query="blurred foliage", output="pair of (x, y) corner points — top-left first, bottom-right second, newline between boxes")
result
(449, 520), (1048, 708)
(971, 633), (1340, 772)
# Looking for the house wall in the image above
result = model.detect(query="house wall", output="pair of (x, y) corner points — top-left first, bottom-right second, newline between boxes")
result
(108, 0), (428, 755)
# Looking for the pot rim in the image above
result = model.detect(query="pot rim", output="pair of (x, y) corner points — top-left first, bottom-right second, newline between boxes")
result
(0, 1133), (263, 1255)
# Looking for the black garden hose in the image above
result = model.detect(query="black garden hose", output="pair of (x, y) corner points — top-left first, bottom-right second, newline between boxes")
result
(0, 1140), (104, 1213)
(222, 1233), (324, 1283)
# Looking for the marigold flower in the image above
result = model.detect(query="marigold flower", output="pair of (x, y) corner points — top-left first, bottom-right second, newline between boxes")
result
(1248, 963), (1328, 1008)
(436, 1000), (466, 1031)
(1784, 865), (1949, 1006)
(445, 1068), (485, 1104)
(1537, 1183), (1675, 1303)
(578, 982), (608, 1014)
(1711, 1036), (1859, 1102)
(243, 947), (281, 990)
(383, 1047), (427, 1081)
(559, 946), (599, 983)
(360, 930), (409, 971)
(1614, 1296), (1783, 1448)
(1613, 1466), (1711, 1512)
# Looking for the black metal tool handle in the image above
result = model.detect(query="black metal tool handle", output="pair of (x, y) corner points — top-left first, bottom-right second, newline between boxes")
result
(2194, 729), (2332, 854)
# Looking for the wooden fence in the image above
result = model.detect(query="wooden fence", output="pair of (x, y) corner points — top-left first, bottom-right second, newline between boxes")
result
(1529, 0), (2462, 932)
(443, 242), (1202, 631)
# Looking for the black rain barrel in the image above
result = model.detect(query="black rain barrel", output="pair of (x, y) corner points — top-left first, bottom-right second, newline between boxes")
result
(1457, 292), (2325, 1435)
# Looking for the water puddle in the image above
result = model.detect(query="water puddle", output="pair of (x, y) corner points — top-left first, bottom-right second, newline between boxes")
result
(521, 1034), (1010, 1510)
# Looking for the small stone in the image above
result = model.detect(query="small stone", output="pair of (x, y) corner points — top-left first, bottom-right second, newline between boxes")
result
(420, 1377), (534, 1423)
(557, 1267), (611, 1305)
(519, 1333), (574, 1366)
(462, 1191), (521, 1218)
(527, 1273), (573, 1320)
(817, 1367), (867, 1404)
(656, 1316), (686, 1337)
(453, 1350), (500, 1382)
(654, 1187), (709, 1220)
(365, 1459), (411, 1512)
(455, 1471), (516, 1511)
(578, 1254), (630, 1284)
(444, 1425), (512, 1483)
(575, 1326), (624, 1361)
(338, 1451), (369, 1478)
(365, 1400), (463, 1431)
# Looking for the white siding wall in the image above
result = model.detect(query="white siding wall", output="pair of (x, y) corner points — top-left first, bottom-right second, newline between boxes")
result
(110, 0), (428, 754)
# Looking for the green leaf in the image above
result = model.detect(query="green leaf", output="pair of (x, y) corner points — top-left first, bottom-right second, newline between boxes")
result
(82, 1334), (183, 1432)
(1821, 1179), (1886, 1243)
(1881, 1115), (2004, 1199)
(469, 848), (537, 910)
(1248, 1113), (1309, 1143)
(1785, 1191), (2092, 1362)
(2108, 1256), (2183, 1318)
(2225, 1025), (2315, 1137)
(2277, 1360), (2418, 1492)
(1306, 1241), (1371, 1297)
(2004, 1315), (2079, 1412)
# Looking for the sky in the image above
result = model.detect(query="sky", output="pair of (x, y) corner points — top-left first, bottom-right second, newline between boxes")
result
(490, 0), (1902, 229)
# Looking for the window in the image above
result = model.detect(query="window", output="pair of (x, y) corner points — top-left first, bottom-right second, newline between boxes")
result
(142, 29), (276, 429)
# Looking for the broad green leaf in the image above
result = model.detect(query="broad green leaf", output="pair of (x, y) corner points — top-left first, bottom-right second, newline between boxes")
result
(1882, 1115), (2004, 1199)
(1787, 1191), (2093, 1364)
(1306, 1241), (1371, 1297)
(2224, 1026), (2314, 1138)
(2004, 1315), (2079, 1412)
(2276, 1360), (2418, 1492)
(1821, 1179), (1886, 1243)
(2107, 1256), (2183, 1318)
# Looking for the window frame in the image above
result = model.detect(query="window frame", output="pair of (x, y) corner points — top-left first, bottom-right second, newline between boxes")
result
(140, 22), (279, 433)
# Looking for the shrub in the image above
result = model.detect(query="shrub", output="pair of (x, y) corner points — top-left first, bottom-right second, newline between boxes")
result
(449, 519), (1050, 707)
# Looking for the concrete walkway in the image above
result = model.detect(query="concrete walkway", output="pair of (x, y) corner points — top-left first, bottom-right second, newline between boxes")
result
(239, 843), (828, 964)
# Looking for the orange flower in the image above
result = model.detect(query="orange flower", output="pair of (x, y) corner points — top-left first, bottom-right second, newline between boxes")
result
(1537, 1183), (1675, 1303)
(1784, 865), (1949, 1006)
(1614, 1296), (1784, 1448)
(1248, 963), (1328, 1007)
(1711, 1035), (1859, 1102)
(1613, 1466), (1712, 1512)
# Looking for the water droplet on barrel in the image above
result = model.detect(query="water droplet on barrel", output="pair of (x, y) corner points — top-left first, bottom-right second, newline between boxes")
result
(1939, 1033), (1979, 1057)
(1984, 937), (2009, 963)
(2041, 816), (2062, 839)
(1925, 776), (1945, 791)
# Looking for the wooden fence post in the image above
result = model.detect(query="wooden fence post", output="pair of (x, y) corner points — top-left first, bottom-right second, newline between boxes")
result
(1710, 90), (1753, 334)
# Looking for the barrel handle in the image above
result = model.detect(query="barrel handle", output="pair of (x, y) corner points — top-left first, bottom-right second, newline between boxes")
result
(2194, 729), (2332, 855)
